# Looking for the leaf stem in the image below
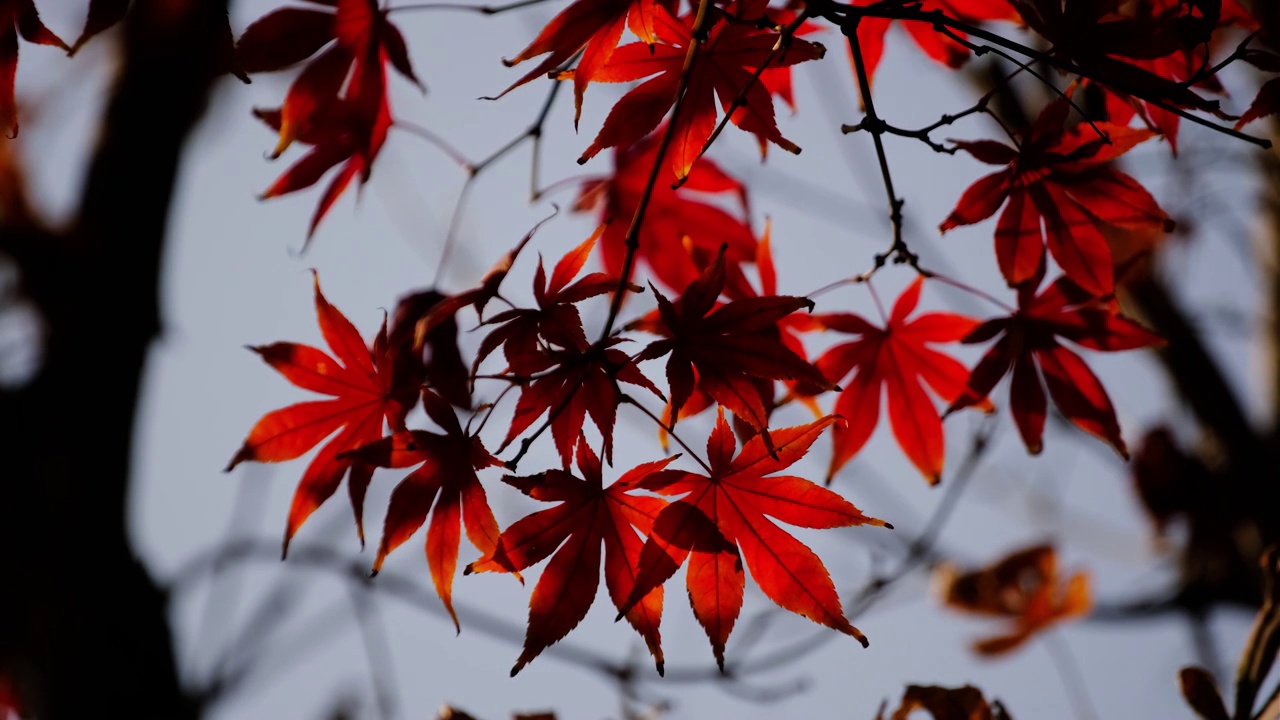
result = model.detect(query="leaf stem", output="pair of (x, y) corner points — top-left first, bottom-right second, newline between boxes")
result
(621, 394), (714, 474)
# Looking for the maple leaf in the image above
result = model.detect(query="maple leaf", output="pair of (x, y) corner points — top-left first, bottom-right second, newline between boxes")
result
(236, 0), (419, 84)
(618, 410), (888, 668)
(876, 684), (1014, 720)
(498, 339), (663, 467)
(496, 0), (671, 125)
(813, 277), (991, 485)
(1097, 0), (1255, 151)
(226, 274), (418, 555)
(0, 0), (66, 138)
(253, 51), (392, 240)
(947, 269), (1161, 458)
(653, 221), (824, 447)
(935, 544), (1090, 656)
(1236, 76), (1280, 129)
(940, 97), (1173, 296)
(473, 226), (621, 374)
(240, 0), (421, 238)
(345, 389), (504, 631)
(575, 0), (826, 182)
(574, 130), (757, 296)
(467, 436), (674, 676)
(1011, 0), (1224, 119)
(635, 246), (834, 439)
(849, 0), (1015, 86)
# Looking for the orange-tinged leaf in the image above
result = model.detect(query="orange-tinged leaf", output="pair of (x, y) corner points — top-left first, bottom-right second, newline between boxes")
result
(620, 410), (887, 667)
(814, 278), (986, 484)
(936, 544), (1091, 656)
(576, 0), (824, 181)
(227, 275), (417, 553)
(575, 131), (756, 297)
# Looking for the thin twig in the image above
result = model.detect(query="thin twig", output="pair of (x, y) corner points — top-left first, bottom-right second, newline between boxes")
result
(597, 0), (717, 340)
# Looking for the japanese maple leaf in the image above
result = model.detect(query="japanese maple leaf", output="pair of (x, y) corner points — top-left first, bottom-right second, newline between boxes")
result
(936, 544), (1090, 656)
(345, 389), (504, 631)
(236, 0), (419, 84)
(473, 226), (621, 374)
(496, 0), (671, 124)
(467, 437), (675, 675)
(947, 270), (1162, 458)
(636, 247), (834, 438)
(0, 0), (65, 137)
(940, 97), (1173, 296)
(498, 339), (663, 467)
(253, 49), (392, 240)
(813, 277), (990, 485)
(1234, 44), (1280, 130)
(576, 0), (826, 182)
(850, 0), (1015, 85)
(653, 221), (824, 444)
(574, 130), (757, 295)
(619, 410), (888, 668)
(1011, 0), (1224, 118)
(1099, 0), (1255, 151)
(226, 274), (418, 554)
(240, 0), (420, 238)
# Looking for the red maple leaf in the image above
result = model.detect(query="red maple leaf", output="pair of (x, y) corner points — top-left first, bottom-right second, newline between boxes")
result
(239, 0), (420, 238)
(940, 97), (1173, 296)
(849, 0), (1015, 85)
(0, 0), (66, 137)
(467, 436), (675, 676)
(574, 130), (757, 295)
(236, 0), (419, 83)
(653, 221), (825, 445)
(496, 0), (673, 124)
(226, 274), (418, 554)
(619, 410), (888, 668)
(1011, 0), (1227, 123)
(575, 0), (825, 181)
(947, 270), (1162, 458)
(635, 247), (834, 440)
(498, 339), (663, 467)
(346, 389), (504, 631)
(473, 227), (620, 374)
(1098, 0), (1256, 151)
(813, 277), (990, 485)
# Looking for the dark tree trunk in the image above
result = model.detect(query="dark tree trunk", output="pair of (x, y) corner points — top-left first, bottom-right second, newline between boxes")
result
(0, 2), (232, 717)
